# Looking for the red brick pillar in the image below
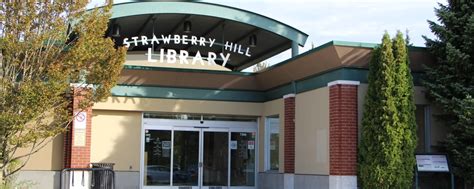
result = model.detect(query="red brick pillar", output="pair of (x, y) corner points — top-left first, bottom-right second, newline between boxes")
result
(283, 94), (295, 174)
(64, 87), (92, 168)
(328, 80), (359, 189)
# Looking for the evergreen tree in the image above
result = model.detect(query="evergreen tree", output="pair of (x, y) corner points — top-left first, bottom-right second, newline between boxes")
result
(423, 1), (474, 184)
(359, 32), (417, 189)
(392, 32), (417, 188)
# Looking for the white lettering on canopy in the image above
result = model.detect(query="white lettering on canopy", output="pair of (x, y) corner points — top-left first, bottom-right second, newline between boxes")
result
(124, 34), (253, 68)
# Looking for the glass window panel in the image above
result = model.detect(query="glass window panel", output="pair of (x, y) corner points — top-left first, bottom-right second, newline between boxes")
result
(144, 130), (172, 186)
(415, 105), (426, 153)
(231, 132), (256, 186)
(203, 132), (228, 186)
(267, 117), (280, 171)
(173, 131), (199, 186)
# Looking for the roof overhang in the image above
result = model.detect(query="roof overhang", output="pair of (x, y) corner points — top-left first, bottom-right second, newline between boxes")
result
(106, 1), (308, 71)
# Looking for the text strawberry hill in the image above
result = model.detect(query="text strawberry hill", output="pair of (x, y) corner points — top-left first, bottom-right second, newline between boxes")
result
(123, 35), (252, 67)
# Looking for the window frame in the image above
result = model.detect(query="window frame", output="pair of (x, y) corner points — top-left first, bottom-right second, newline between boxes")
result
(264, 116), (280, 172)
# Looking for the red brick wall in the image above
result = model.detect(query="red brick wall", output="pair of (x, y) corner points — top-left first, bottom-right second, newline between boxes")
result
(329, 84), (358, 175)
(284, 94), (295, 173)
(64, 87), (92, 168)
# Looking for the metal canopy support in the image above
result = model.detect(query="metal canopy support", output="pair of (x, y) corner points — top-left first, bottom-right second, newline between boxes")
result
(291, 41), (299, 57)
(155, 15), (192, 49)
(232, 28), (260, 45)
(108, 19), (117, 37)
(129, 14), (156, 50)
(136, 14), (155, 36)
(167, 15), (193, 35)
(184, 19), (226, 51)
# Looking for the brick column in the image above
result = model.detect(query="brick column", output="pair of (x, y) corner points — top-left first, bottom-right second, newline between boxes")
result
(328, 80), (359, 189)
(283, 94), (295, 174)
(64, 87), (92, 168)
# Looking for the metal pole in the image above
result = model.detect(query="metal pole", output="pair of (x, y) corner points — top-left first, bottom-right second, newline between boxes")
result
(451, 173), (455, 189)
(415, 170), (418, 189)
(291, 41), (299, 57)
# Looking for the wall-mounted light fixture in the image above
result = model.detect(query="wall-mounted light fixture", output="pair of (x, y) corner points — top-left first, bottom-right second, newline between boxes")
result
(111, 24), (121, 37)
(249, 34), (257, 47)
(183, 20), (192, 33)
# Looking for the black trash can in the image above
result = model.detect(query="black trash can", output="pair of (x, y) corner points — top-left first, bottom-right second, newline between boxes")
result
(91, 163), (115, 189)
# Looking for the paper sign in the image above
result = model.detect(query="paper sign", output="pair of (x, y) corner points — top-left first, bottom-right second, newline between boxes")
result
(74, 111), (87, 129)
(248, 141), (255, 150)
(73, 129), (86, 146)
(230, 141), (237, 150)
(162, 141), (171, 150)
(416, 155), (449, 172)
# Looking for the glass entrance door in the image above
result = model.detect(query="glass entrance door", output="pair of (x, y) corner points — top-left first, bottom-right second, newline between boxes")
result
(230, 132), (256, 187)
(202, 130), (229, 189)
(142, 119), (257, 189)
(173, 129), (200, 187)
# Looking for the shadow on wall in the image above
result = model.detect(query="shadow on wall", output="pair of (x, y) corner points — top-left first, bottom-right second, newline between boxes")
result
(91, 110), (142, 189)
(52, 134), (64, 171)
(13, 133), (64, 189)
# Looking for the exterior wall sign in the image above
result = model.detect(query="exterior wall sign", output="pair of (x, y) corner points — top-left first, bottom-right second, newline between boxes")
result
(123, 35), (253, 67)
(74, 112), (87, 129)
(415, 154), (450, 172)
(73, 111), (87, 146)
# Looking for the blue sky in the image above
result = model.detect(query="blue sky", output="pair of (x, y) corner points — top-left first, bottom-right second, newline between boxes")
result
(89, 0), (443, 69)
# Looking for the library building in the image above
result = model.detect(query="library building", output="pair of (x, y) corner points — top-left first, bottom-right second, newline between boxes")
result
(18, 1), (450, 189)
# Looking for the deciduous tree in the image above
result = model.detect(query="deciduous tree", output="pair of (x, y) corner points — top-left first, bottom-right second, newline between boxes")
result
(0, 1), (126, 184)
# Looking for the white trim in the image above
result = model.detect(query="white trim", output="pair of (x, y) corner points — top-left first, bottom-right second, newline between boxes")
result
(327, 80), (360, 87)
(139, 112), (144, 189)
(69, 83), (94, 88)
(264, 118), (270, 171)
(283, 94), (296, 99)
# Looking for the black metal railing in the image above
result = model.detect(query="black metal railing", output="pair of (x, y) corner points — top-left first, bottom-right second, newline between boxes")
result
(60, 168), (115, 189)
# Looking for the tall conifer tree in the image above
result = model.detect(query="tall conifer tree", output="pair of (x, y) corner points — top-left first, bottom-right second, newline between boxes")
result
(424, 1), (474, 184)
(359, 32), (417, 189)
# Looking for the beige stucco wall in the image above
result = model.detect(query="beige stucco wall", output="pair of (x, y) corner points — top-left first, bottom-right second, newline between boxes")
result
(294, 87), (330, 175)
(90, 110), (142, 171)
(92, 97), (263, 172)
(358, 84), (448, 152)
(94, 97), (262, 116)
(94, 96), (285, 173)
(16, 134), (63, 171)
(19, 135), (64, 171)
